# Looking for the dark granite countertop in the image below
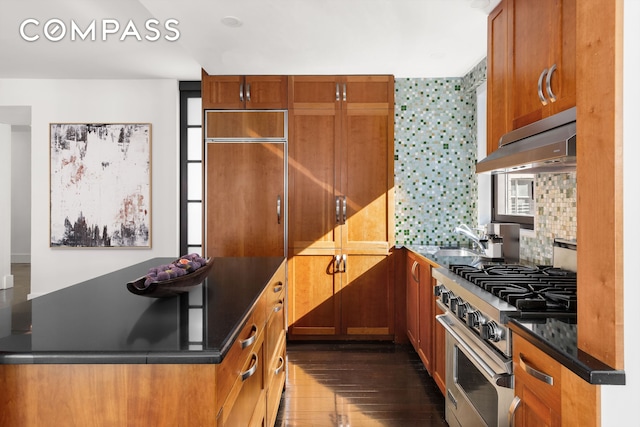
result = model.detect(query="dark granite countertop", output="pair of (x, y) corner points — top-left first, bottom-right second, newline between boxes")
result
(404, 245), (625, 385)
(508, 317), (625, 385)
(0, 257), (285, 365)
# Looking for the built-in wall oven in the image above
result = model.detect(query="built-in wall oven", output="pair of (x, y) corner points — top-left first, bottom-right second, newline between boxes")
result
(433, 241), (577, 427)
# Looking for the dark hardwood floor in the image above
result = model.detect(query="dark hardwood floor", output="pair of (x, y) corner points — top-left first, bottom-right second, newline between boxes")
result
(275, 341), (447, 427)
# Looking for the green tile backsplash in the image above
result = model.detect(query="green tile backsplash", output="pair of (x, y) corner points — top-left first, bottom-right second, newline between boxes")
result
(394, 58), (577, 262)
(394, 77), (478, 246)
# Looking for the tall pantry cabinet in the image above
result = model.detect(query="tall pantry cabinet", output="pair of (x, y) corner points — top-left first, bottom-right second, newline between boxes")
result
(286, 75), (395, 339)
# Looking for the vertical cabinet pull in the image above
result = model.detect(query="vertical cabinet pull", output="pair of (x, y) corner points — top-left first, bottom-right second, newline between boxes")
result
(411, 260), (419, 283)
(519, 353), (554, 384)
(342, 83), (347, 101)
(545, 63), (557, 103)
(508, 396), (521, 427)
(246, 83), (251, 102)
(342, 254), (347, 272)
(341, 196), (347, 224)
(277, 195), (281, 224)
(336, 83), (340, 101)
(336, 196), (341, 223)
(334, 254), (347, 273)
(537, 69), (548, 105)
(240, 83), (244, 102)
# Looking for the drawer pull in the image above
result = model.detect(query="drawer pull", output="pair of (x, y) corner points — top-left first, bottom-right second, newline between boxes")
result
(273, 301), (284, 313)
(508, 396), (521, 427)
(241, 353), (258, 381)
(240, 324), (258, 349)
(273, 282), (283, 293)
(274, 356), (285, 376)
(519, 353), (554, 385)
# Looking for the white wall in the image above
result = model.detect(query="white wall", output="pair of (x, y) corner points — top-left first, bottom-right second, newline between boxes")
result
(0, 124), (12, 289)
(11, 127), (31, 263)
(0, 79), (179, 297)
(601, 1), (640, 425)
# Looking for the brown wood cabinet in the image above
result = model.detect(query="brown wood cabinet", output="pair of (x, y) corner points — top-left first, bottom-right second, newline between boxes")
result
(486, 0), (576, 153)
(512, 333), (599, 427)
(202, 71), (288, 110)
(205, 140), (286, 258)
(287, 75), (395, 340)
(0, 261), (287, 427)
(405, 250), (445, 396)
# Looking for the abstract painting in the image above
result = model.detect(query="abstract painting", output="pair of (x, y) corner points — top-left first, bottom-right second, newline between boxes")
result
(50, 123), (151, 248)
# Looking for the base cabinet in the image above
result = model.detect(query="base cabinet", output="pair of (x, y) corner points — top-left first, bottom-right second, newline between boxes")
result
(405, 250), (445, 395)
(512, 333), (599, 427)
(288, 254), (394, 339)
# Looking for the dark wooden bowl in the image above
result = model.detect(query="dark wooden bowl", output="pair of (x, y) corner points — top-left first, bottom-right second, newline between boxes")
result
(126, 258), (213, 298)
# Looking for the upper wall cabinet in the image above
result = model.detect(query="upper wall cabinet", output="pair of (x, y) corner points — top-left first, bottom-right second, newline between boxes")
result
(487, 0), (576, 153)
(202, 70), (288, 110)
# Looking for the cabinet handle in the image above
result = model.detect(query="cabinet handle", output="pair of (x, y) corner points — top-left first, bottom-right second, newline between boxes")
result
(277, 195), (281, 224)
(240, 83), (244, 102)
(411, 260), (419, 283)
(336, 83), (340, 101)
(342, 83), (347, 102)
(273, 281), (283, 293)
(241, 353), (258, 381)
(240, 324), (258, 349)
(546, 63), (557, 103)
(537, 69), (548, 105)
(274, 356), (285, 376)
(341, 196), (347, 224)
(508, 396), (521, 427)
(335, 254), (342, 273)
(273, 300), (284, 313)
(519, 353), (554, 385)
(342, 254), (347, 272)
(336, 196), (341, 223)
(246, 83), (251, 102)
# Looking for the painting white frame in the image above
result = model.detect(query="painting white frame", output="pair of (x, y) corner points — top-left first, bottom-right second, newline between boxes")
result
(49, 123), (152, 248)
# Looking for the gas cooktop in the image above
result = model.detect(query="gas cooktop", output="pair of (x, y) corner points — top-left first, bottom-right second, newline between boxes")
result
(448, 264), (577, 314)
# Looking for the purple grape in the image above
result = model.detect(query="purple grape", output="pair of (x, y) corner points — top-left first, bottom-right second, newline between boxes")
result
(156, 271), (170, 281)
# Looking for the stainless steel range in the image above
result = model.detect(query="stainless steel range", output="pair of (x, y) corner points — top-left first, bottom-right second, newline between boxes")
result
(434, 239), (577, 427)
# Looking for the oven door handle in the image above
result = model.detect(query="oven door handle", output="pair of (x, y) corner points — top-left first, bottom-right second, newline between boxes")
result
(437, 313), (512, 388)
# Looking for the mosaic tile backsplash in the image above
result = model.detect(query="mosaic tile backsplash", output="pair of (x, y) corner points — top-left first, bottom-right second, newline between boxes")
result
(394, 77), (478, 246)
(394, 61), (578, 259)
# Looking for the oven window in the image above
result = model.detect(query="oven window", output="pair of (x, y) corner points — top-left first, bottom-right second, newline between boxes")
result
(455, 345), (498, 427)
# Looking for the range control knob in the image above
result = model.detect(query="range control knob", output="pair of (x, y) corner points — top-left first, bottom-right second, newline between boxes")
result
(441, 290), (452, 305)
(449, 296), (460, 313)
(433, 284), (444, 297)
(457, 302), (471, 319)
(480, 321), (504, 342)
(466, 309), (482, 328)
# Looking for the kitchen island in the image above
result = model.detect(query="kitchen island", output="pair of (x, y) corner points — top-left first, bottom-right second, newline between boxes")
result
(0, 256), (287, 426)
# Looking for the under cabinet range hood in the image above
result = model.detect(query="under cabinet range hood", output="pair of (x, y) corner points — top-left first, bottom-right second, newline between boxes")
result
(476, 107), (576, 174)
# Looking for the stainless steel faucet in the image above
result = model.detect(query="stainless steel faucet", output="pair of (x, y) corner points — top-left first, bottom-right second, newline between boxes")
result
(454, 223), (487, 254)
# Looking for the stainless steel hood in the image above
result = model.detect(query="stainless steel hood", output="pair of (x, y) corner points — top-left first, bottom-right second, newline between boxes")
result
(476, 107), (576, 174)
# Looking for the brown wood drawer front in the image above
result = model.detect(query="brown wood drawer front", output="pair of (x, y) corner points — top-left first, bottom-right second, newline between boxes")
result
(216, 308), (265, 414)
(513, 334), (562, 410)
(219, 335), (265, 427)
(266, 338), (287, 427)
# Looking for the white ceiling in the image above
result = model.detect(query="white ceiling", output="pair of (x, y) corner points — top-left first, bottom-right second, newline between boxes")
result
(0, 0), (498, 81)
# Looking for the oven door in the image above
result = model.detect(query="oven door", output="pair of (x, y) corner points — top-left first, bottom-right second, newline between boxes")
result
(437, 311), (514, 427)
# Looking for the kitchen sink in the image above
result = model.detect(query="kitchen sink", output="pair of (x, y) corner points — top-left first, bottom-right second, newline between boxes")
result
(433, 248), (484, 257)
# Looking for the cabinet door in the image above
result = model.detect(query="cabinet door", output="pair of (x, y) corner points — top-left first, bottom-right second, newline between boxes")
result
(287, 255), (341, 337)
(340, 106), (393, 254)
(418, 262), (433, 374)
(202, 74), (245, 110)
(244, 76), (288, 110)
(510, 0), (575, 129)
(487, 0), (510, 155)
(406, 254), (420, 350)
(288, 108), (341, 254)
(341, 255), (393, 337)
(206, 142), (285, 257)
(288, 75), (340, 110)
